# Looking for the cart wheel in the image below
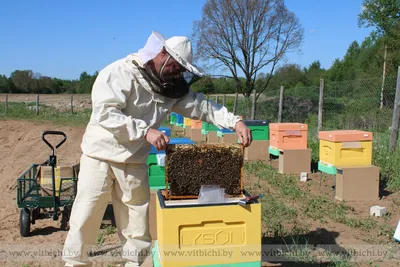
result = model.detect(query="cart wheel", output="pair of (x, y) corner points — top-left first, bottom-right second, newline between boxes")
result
(32, 208), (40, 225)
(20, 208), (30, 237)
(60, 207), (70, 230)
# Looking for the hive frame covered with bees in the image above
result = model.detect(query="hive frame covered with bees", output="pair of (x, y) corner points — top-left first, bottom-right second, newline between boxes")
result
(162, 143), (245, 200)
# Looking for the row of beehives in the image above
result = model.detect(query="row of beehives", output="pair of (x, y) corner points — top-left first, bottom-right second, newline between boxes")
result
(149, 117), (379, 267)
(175, 116), (374, 171)
(168, 114), (380, 202)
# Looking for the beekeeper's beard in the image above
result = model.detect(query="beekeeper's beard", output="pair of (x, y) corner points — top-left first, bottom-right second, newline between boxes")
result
(159, 55), (179, 81)
(142, 57), (190, 99)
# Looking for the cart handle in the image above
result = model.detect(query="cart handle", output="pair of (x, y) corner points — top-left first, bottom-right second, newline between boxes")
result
(41, 131), (67, 156)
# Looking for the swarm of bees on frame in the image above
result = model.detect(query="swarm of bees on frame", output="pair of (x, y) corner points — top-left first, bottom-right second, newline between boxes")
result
(165, 143), (244, 197)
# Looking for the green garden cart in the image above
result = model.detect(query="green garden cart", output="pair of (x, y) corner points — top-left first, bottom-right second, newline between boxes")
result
(16, 131), (79, 237)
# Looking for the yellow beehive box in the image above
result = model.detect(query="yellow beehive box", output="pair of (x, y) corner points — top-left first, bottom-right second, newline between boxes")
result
(319, 130), (373, 167)
(155, 190), (262, 267)
(184, 117), (192, 127)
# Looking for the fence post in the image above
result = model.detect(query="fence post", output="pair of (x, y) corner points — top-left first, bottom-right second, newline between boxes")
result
(278, 86), (284, 122)
(389, 66), (400, 152)
(233, 93), (238, 114)
(36, 94), (39, 115)
(251, 90), (256, 120)
(317, 79), (324, 137)
(5, 94), (8, 114)
(222, 95), (226, 106)
(70, 95), (74, 113)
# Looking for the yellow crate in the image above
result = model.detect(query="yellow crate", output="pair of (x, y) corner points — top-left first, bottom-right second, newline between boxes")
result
(184, 117), (192, 127)
(155, 190), (262, 267)
(319, 139), (372, 167)
(40, 165), (75, 196)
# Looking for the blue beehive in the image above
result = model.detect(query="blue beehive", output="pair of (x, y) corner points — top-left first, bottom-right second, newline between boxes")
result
(176, 114), (184, 125)
(217, 127), (235, 137)
(150, 137), (194, 154)
(219, 128), (234, 133)
(158, 127), (171, 137)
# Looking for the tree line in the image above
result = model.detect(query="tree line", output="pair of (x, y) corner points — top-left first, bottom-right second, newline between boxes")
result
(1, 0), (399, 100)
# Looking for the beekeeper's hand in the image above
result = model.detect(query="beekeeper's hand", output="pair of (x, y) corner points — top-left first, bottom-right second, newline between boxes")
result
(235, 121), (252, 147)
(145, 128), (170, 151)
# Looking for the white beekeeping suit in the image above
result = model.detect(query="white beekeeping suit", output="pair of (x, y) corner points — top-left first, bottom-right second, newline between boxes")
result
(62, 31), (242, 267)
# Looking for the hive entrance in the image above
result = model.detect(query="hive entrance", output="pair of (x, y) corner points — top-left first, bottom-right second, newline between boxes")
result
(164, 143), (244, 199)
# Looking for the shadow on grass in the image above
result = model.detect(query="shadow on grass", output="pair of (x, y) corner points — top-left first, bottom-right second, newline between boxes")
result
(261, 228), (351, 266)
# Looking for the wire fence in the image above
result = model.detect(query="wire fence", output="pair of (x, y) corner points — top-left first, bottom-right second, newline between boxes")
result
(216, 74), (398, 135)
(1, 73), (399, 146)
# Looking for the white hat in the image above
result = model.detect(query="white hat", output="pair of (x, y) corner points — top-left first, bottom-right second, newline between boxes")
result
(151, 31), (204, 77)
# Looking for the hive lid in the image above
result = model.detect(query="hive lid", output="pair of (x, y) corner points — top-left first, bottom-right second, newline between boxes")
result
(164, 143), (244, 199)
(270, 123), (308, 131)
(318, 130), (373, 142)
(150, 137), (195, 154)
(243, 120), (270, 126)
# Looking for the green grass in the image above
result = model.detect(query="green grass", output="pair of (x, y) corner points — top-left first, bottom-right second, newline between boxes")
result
(372, 132), (400, 191)
(0, 102), (173, 129)
(245, 162), (395, 239)
(245, 161), (396, 265)
(0, 102), (91, 127)
(96, 225), (117, 245)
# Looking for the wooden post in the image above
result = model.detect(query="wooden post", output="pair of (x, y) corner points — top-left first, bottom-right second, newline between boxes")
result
(222, 95), (226, 106)
(70, 95), (73, 113)
(36, 94), (39, 115)
(5, 94), (8, 114)
(233, 93), (238, 114)
(278, 86), (284, 123)
(390, 67), (400, 152)
(317, 79), (324, 137)
(251, 89), (256, 120)
(216, 95), (219, 103)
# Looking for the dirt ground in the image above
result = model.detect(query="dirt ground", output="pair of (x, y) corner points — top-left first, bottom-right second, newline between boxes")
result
(0, 120), (399, 266)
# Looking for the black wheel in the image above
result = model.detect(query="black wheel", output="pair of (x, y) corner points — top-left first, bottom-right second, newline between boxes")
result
(20, 208), (30, 237)
(32, 208), (40, 225)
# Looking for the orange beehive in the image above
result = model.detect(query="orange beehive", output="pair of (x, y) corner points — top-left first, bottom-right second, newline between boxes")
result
(269, 123), (308, 150)
(190, 120), (202, 129)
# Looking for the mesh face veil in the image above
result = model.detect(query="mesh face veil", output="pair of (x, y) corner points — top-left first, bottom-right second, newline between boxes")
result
(134, 31), (203, 98)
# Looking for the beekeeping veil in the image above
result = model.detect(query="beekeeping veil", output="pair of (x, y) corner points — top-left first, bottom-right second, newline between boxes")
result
(135, 31), (204, 98)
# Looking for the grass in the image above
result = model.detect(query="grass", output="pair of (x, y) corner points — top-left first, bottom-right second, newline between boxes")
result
(245, 161), (395, 241)
(372, 132), (400, 191)
(0, 102), (173, 128)
(0, 102), (91, 127)
(96, 225), (117, 245)
(244, 161), (398, 265)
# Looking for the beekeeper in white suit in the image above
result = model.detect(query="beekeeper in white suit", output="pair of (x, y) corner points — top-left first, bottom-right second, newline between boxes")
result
(62, 31), (252, 267)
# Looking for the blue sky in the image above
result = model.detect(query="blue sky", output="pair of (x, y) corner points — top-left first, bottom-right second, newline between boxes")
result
(0, 0), (373, 80)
